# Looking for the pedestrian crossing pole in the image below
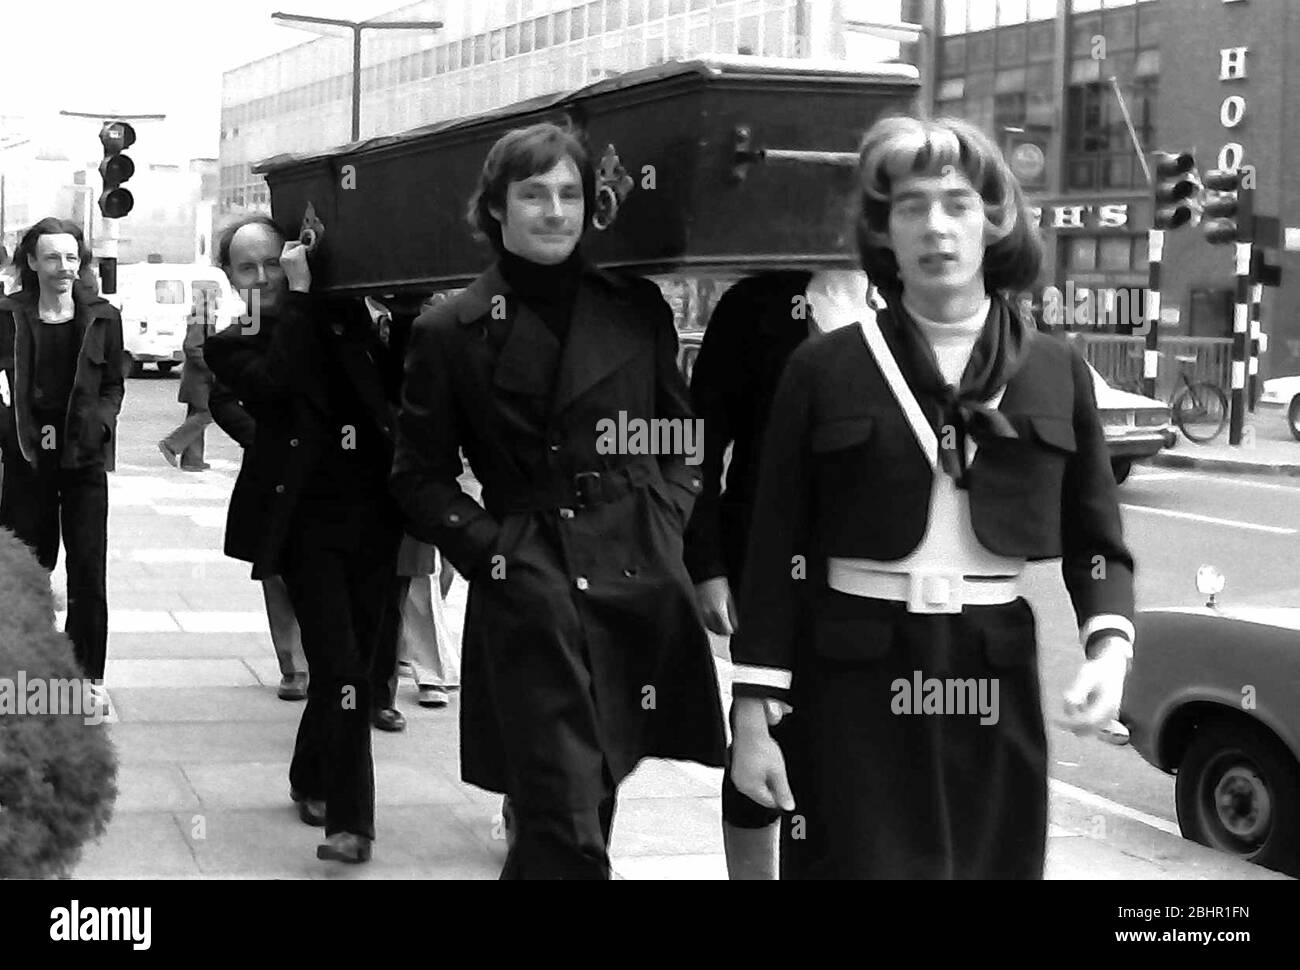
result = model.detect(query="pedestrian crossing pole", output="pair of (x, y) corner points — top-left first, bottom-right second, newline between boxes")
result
(1144, 229), (1163, 399)
(1229, 240), (1251, 445)
(1248, 281), (1262, 412)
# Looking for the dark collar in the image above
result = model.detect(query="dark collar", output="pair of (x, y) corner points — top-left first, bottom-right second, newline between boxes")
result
(454, 260), (630, 325)
(0, 290), (118, 322)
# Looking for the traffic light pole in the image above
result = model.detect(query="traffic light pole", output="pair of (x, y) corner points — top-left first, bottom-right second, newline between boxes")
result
(1249, 281), (1263, 412)
(1229, 241), (1251, 446)
(100, 218), (119, 298)
(1144, 228), (1164, 399)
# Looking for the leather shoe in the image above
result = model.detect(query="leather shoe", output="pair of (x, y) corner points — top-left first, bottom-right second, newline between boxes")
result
(290, 788), (326, 827)
(371, 707), (406, 732)
(278, 673), (308, 701)
(316, 832), (372, 864)
(157, 440), (179, 468)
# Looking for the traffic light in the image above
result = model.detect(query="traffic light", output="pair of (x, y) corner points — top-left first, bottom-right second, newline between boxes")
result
(98, 121), (136, 219)
(1151, 151), (1198, 230)
(1200, 169), (1253, 245)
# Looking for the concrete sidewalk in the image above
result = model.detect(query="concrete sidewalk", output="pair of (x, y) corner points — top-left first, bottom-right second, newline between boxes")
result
(1150, 407), (1300, 476)
(60, 454), (1289, 881)
(71, 603), (1287, 881)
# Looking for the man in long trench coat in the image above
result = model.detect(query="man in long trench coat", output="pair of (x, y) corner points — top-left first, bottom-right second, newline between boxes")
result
(391, 123), (726, 878)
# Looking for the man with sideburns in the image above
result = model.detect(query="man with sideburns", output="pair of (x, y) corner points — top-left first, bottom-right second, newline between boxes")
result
(391, 122), (726, 879)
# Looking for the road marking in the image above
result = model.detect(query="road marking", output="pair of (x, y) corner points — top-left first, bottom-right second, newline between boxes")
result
(1121, 504), (1298, 535)
(1191, 473), (1300, 493)
(1049, 779), (1182, 837)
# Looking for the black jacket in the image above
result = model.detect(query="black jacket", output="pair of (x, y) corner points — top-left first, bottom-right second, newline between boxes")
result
(731, 311), (1135, 696)
(391, 260), (725, 801)
(204, 292), (402, 579)
(684, 270), (813, 584)
(0, 289), (125, 470)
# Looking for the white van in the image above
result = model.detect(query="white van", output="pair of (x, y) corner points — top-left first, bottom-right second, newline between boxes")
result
(116, 263), (235, 377)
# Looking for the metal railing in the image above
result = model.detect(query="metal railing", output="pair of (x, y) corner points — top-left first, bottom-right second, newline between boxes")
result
(1071, 333), (1233, 402)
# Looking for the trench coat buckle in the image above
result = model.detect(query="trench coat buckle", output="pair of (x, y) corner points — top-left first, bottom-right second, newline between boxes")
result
(573, 471), (604, 508)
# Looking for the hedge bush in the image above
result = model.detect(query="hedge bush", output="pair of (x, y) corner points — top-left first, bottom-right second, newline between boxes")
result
(0, 525), (118, 878)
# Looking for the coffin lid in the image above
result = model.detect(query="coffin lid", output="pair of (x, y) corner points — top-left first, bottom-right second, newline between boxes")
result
(253, 55), (919, 176)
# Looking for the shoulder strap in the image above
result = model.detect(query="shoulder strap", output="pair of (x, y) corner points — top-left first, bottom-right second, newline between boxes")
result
(857, 317), (939, 472)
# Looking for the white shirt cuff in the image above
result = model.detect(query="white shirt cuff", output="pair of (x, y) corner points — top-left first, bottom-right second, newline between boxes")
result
(1080, 614), (1135, 655)
(732, 664), (793, 691)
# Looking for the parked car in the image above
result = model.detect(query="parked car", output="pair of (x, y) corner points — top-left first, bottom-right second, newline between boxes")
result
(1087, 362), (1178, 483)
(1258, 374), (1300, 439)
(117, 264), (235, 378)
(1121, 568), (1300, 878)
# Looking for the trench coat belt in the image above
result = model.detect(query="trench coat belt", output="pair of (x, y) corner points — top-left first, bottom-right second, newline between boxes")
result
(497, 460), (656, 513)
(827, 559), (1022, 615)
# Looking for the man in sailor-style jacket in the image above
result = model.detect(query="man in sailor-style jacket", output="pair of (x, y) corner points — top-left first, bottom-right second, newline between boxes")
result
(729, 116), (1134, 880)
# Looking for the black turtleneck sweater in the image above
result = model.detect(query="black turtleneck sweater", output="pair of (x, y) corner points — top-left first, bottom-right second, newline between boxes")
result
(498, 248), (584, 344)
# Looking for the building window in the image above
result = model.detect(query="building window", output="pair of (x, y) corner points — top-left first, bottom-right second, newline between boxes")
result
(943, 0), (968, 35)
(1067, 237), (1097, 272)
(939, 36), (966, 76)
(1065, 0), (1154, 192)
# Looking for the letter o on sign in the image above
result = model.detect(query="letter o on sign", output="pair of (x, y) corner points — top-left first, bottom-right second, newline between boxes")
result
(1218, 143), (1244, 173)
(1221, 95), (1246, 129)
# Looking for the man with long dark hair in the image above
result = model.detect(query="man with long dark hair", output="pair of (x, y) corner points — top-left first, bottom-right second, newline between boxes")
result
(392, 122), (726, 878)
(0, 218), (124, 687)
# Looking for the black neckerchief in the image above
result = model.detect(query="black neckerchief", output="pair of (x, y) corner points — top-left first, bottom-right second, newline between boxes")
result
(878, 291), (1031, 487)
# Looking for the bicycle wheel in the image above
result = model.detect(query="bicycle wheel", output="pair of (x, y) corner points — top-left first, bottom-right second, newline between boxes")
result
(1172, 381), (1229, 443)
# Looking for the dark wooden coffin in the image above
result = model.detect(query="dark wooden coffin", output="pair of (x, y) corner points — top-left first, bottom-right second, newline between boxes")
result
(256, 56), (918, 302)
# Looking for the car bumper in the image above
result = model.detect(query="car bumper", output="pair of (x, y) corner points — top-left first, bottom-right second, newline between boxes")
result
(1106, 429), (1178, 459)
(124, 335), (184, 362)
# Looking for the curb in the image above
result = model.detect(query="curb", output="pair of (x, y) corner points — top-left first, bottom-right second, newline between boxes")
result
(1149, 452), (1300, 477)
(1048, 780), (1293, 880)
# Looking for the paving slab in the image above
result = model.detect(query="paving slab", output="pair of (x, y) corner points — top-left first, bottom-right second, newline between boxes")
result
(106, 658), (263, 689)
(73, 813), (200, 879)
(109, 687), (299, 723)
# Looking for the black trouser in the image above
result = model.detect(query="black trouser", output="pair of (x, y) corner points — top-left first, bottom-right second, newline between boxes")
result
(500, 768), (618, 880)
(283, 498), (399, 840)
(0, 450), (108, 680)
(369, 574), (411, 710)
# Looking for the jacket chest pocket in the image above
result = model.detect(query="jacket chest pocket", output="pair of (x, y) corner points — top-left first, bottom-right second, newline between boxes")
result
(976, 413), (1076, 502)
(809, 415), (875, 455)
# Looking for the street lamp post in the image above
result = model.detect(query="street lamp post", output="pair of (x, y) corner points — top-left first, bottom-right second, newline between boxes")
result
(271, 12), (444, 143)
(842, 18), (930, 117)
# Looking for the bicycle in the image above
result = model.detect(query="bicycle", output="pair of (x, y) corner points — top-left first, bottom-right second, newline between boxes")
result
(1169, 354), (1229, 443)
(1116, 353), (1228, 443)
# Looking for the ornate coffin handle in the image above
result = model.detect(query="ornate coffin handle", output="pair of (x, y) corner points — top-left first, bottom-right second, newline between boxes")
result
(731, 125), (859, 182)
(592, 144), (635, 231)
(299, 200), (325, 252)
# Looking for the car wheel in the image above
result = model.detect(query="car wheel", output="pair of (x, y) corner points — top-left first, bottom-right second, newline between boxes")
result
(1110, 458), (1132, 484)
(156, 361), (177, 374)
(1288, 395), (1300, 441)
(1175, 718), (1300, 877)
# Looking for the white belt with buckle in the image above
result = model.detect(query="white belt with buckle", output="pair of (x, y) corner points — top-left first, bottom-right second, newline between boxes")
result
(827, 560), (1020, 614)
